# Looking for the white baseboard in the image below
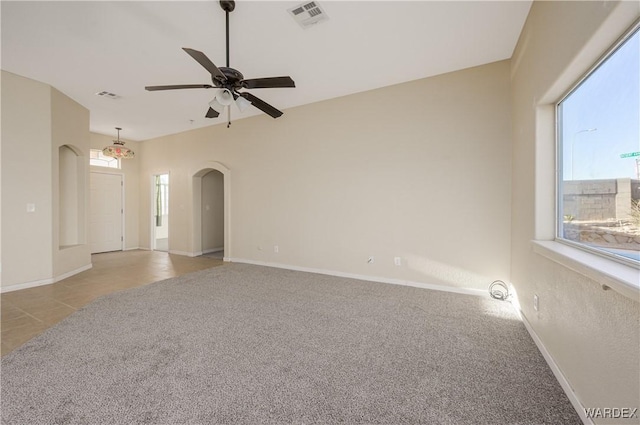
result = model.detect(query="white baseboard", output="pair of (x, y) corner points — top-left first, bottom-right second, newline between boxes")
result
(54, 264), (92, 283)
(1, 277), (54, 293)
(168, 250), (190, 257)
(170, 249), (224, 258)
(227, 257), (489, 298)
(124, 247), (141, 251)
(1, 263), (93, 293)
(518, 310), (592, 425)
(169, 250), (204, 258)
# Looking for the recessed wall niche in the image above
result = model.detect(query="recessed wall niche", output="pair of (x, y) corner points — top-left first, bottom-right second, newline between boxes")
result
(59, 144), (84, 248)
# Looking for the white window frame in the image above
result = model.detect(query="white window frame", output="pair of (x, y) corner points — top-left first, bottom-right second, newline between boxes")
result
(555, 22), (640, 269)
(532, 19), (639, 302)
(89, 149), (120, 169)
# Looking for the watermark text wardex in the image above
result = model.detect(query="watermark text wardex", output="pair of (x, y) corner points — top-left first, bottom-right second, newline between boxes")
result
(584, 407), (638, 419)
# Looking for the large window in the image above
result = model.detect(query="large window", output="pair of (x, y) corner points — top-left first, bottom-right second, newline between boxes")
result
(557, 24), (639, 265)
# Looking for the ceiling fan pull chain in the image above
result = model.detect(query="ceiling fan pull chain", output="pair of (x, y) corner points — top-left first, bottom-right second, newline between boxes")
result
(227, 107), (231, 128)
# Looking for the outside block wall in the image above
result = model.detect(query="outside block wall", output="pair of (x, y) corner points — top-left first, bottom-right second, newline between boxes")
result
(563, 178), (638, 221)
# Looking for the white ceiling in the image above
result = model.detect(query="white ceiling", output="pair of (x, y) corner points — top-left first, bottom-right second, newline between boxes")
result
(1, 1), (532, 141)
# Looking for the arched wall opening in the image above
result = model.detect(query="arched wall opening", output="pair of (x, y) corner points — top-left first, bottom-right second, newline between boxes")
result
(201, 170), (224, 255)
(192, 162), (230, 259)
(59, 144), (84, 248)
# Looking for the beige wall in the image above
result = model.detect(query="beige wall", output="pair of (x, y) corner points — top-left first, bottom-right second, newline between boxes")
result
(510, 0), (639, 420)
(1, 71), (53, 286)
(89, 132), (140, 250)
(139, 60), (512, 291)
(51, 87), (90, 278)
(1, 71), (91, 288)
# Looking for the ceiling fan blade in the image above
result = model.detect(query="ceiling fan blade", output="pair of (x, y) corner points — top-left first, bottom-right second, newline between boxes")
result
(241, 77), (295, 89)
(145, 84), (213, 91)
(239, 92), (283, 118)
(182, 48), (226, 82)
(205, 107), (220, 118)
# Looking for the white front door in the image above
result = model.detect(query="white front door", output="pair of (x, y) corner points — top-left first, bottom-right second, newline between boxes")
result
(90, 172), (123, 253)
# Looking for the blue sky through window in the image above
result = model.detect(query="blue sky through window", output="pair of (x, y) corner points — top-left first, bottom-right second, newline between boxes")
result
(560, 28), (639, 181)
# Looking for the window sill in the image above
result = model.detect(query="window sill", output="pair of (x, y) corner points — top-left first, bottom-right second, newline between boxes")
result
(532, 240), (639, 302)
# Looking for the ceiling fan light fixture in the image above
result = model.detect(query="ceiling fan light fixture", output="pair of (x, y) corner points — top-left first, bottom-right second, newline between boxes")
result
(102, 127), (134, 159)
(235, 95), (252, 112)
(209, 89), (235, 113)
(209, 97), (225, 113)
(217, 89), (233, 106)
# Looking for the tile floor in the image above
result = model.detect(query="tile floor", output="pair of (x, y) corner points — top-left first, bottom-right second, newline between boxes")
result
(1, 250), (224, 356)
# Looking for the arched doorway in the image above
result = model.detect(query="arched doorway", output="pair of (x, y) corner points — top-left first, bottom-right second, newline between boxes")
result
(201, 170), (224, 257)
(192, 162), (230, 260)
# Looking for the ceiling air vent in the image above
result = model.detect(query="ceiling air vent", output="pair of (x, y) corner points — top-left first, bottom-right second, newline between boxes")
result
(95, 91), (120, 99)
(288, 1), (328, 29)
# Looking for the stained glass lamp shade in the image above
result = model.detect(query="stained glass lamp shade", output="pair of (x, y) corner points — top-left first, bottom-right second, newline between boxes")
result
(103, 127), (135, 159)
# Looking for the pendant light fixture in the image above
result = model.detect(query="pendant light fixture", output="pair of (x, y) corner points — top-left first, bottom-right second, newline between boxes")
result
(103, 127), (135, 159)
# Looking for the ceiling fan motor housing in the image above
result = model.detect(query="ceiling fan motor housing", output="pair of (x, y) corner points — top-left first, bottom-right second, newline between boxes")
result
(216, 67), (244, 88)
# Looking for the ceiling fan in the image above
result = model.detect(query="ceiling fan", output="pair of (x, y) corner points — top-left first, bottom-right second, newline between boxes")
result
(145, 0), (295, 127)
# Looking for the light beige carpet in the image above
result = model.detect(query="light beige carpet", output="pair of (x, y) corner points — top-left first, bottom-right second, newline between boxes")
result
(1, 263), (580, 424)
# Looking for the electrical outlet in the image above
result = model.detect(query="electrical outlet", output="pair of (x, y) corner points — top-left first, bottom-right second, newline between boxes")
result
(274, 245), (279, 253)
(394, 257), (402, 266)
(367, 256), (374, 264)
(533, 294), (539, 312)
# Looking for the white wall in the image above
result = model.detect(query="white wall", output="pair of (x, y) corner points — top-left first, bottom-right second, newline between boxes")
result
(89, 132), (139, 250)
(510, 0), (639, 419)
(138, 60), (512, 291)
